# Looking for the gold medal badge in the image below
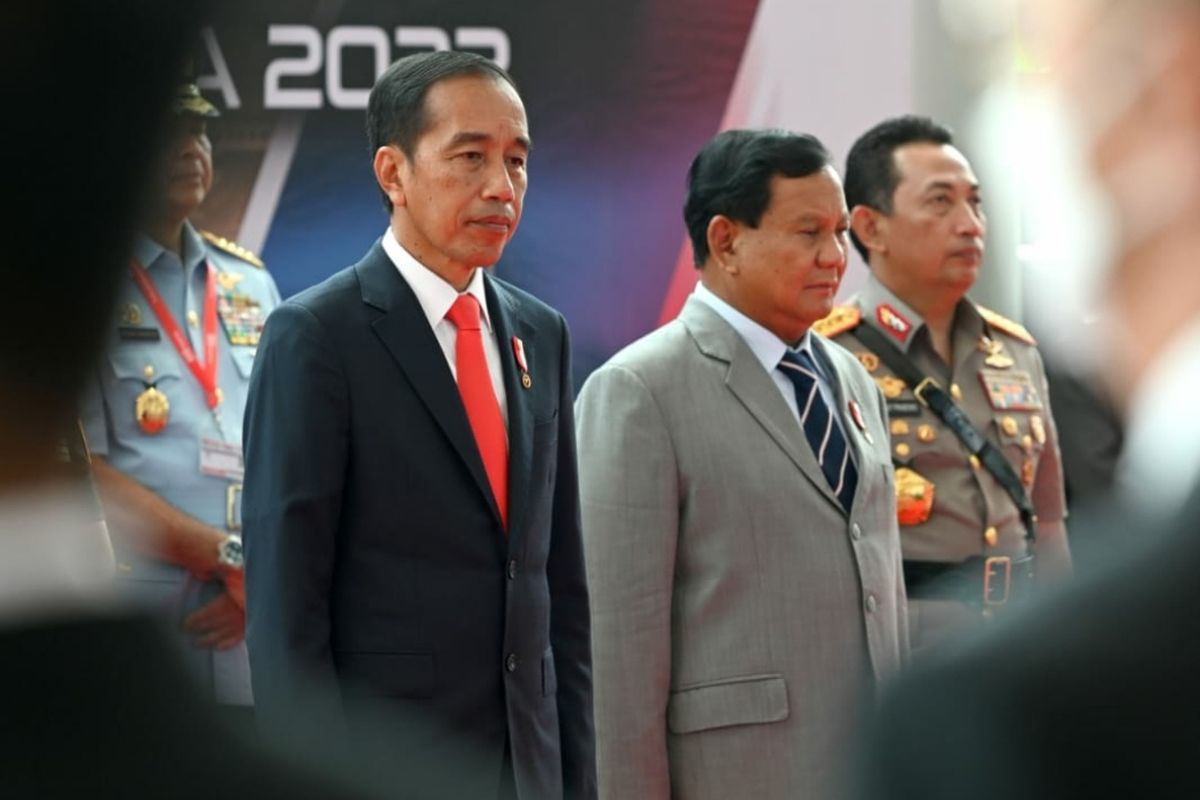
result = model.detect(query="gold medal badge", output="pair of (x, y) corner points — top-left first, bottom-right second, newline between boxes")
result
(875, 375), (907, 399)
(895, 467), (935, 526)
(856, 351), (880, 372)
(135, 386), (170, 434)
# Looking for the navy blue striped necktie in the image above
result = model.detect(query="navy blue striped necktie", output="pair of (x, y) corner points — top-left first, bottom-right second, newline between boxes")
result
(778, 349), (858, 512)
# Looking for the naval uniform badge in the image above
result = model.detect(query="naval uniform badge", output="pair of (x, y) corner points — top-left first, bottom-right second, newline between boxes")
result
(135, 385), (170, 435)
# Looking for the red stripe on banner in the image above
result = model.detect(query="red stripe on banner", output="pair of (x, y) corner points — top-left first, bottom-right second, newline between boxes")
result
(654, 4), (768, 327)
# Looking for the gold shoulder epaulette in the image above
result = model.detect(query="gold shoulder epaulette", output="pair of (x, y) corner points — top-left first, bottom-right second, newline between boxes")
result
(812, 305), (862, 338)
(977, 305), (1036, 345)
(201, 230), (264, 269)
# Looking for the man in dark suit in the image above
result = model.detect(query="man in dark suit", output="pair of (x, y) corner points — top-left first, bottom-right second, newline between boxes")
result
(853, 0), (1200, 796)
(243, 51), (596, 800)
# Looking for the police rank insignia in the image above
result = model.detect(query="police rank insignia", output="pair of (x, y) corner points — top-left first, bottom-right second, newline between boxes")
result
(980, 369), (1044, 411)
(813, 305), (862, 338)
(978, 335), (1014, 369)
(217, 277), (267, 347)
(876, 304), (912, 342)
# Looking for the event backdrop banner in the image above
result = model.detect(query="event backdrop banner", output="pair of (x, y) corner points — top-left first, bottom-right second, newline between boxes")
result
(193, 0), (912, 383)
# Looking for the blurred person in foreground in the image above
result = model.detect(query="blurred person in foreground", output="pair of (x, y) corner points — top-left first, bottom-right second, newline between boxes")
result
(243, 50), (595, 799)
(0, 2), (382, 797)
(576, 129), (907, 800)
(81, 76), (282, 709)
(820, 116), (1071, 651)
(853, 0), (1200, 796)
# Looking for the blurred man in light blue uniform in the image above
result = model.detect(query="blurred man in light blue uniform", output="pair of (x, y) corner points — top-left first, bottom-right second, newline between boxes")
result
(82, 81), (280, 706)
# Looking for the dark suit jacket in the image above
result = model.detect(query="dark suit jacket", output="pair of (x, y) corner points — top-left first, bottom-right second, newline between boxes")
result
(243, 242), (595, 799)
(0, 613), (384, 799)
(852, 492), (1200, 799)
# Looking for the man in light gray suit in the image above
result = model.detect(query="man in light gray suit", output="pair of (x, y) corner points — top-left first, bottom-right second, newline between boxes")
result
(576, 129), (908, 800)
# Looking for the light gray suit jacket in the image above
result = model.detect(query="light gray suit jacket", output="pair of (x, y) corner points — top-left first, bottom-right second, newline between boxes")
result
(576, 297), (908, 800)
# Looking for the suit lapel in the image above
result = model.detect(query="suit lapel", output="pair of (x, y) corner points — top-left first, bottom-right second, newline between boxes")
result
(484, 274), (536, 552)
(356, 244), (502, 527)
(681, 298), (844, 513)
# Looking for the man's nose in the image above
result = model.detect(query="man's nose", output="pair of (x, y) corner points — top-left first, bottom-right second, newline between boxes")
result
(956, 202), (985, 237)
(482, 158), (516, 203)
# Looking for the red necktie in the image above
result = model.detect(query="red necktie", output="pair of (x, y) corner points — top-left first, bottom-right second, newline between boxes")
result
(446, 294), (508, 529)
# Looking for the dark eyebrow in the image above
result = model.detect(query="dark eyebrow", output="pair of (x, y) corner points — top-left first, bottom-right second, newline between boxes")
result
(446, 131), (532, 152)
(794, 213), (849, 226)
(923, 179), (981, 194)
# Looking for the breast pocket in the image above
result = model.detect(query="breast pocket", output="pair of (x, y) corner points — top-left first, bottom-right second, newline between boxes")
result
(106, 346), (184, 418)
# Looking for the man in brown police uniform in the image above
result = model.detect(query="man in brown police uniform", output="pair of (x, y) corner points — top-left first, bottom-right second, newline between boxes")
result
(817, 116), (1071, 649)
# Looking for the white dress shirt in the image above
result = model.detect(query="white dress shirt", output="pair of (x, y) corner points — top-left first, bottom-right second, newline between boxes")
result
(383, 228), (509, 428)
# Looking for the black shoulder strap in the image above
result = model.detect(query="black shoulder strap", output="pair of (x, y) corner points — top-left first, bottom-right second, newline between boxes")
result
(854, 321), (1037, 547)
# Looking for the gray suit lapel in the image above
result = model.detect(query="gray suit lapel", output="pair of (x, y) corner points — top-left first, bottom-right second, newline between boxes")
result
(680, 298), (844, 513)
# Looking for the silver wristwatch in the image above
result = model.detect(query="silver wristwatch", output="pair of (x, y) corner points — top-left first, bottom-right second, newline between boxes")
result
(217, 534), (244, 570)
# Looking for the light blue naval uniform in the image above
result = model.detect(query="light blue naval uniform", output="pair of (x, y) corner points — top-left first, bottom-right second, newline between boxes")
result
(81, 221), (279, 705)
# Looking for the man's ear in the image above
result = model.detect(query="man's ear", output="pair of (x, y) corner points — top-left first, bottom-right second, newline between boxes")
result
(706, 215), (740, 274)
(850, 205), (887, 258)
(373, 145), (408, 209)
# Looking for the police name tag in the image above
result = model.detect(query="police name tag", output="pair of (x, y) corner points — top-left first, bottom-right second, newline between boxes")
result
(199, 437), (244, 481)
(979, 369), (1044, 411)
(887, 399), (923, 418)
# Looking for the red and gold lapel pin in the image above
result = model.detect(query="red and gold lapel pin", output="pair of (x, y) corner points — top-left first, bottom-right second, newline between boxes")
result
(512, 336), (531, 389)
(848, 398), (873, 445)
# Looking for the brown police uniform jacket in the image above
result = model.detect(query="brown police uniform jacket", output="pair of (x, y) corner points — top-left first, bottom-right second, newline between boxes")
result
(820, 277), (1067, 643)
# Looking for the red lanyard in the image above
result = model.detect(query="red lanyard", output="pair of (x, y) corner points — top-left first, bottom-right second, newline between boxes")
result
(129, 258), (221, 409)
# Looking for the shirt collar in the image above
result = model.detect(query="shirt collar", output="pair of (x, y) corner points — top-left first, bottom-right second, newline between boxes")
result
(856, 272), (984, 352)
(132, 221), (207, 274)
(692, 282), (816, 375)
(383, 227), (493, 333)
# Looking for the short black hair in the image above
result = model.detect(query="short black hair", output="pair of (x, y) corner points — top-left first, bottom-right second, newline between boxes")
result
(844, 115), (954, 262)
(684, 129), (834, 267)
(366, 51), (518, 212)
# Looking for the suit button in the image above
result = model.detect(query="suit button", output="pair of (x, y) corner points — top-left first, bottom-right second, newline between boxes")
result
(507, 559), (518, 580)
(505, 653), (518, 672)
(851, 523), (862, 541)
(865, 593), (878, 613)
